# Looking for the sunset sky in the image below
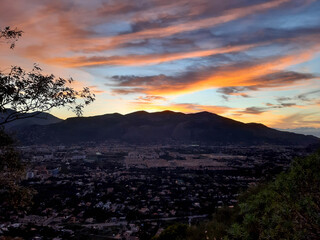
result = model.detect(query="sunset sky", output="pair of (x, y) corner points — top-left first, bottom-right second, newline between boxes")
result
(1, 0), (320, 128)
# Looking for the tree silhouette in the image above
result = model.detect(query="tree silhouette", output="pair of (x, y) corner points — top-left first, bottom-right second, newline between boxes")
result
(0, 26), (23, 49)
(0, 26), (95, 214)
(0, 64), (95, 125)
(0, 129), (35, 213)
(156, 151), (320, 240)
(0, 26), (95, 125)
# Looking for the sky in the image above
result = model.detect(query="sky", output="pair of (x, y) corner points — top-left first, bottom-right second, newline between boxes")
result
(0, 0), (320, 128)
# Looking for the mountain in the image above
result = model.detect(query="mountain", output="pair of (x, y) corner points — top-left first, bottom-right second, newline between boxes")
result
(1, 109), (62, 129)
(13, 110), (319, 146)
(278, 127), (320, 138)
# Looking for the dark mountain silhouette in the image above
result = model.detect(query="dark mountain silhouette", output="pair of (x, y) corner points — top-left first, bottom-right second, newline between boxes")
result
(1, 109), (62, 129)
(12, 110), (319, 146)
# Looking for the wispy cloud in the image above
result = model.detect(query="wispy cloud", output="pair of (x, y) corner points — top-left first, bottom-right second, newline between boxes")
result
(108, 53), (317, 96)
(47, 44), (257, 67)
(135, 95), (167, 102)
(87, 85), (106, 94)
(83, 0), (291, 52)
(275, 112), (320, 128)
(237, 107), (267, 115)
(1, 0), (320, 127)
(275, 89), (320, 105)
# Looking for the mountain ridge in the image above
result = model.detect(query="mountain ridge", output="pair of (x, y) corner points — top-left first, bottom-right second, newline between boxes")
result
(8, 110), (319, 146)
(0, 109), (62, 129)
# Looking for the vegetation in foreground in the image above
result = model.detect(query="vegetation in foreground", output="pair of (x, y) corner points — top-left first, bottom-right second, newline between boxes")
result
(0, 25), (95, 227)
(155, 150), (320, 240)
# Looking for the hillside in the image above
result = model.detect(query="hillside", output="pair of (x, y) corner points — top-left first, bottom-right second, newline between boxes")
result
(278, 127), (320, 138)
(12, 110), (319, 146)
(1, 109), (62, 129)
(155, 151), (320, 240)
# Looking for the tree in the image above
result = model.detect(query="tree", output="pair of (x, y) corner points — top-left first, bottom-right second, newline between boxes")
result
(0, 26), (95, 214)
(0, 26), (95, 125)
(0, 26), (23, 49)
(0, 130), (35, 214)
(153, 223), (189, 240)
(227, 151), (320, 240)
(0, 64), (95, 125)
(157, 151), (320, 240)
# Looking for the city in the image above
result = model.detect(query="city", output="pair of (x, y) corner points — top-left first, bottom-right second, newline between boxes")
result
(1, 0), (320, 239)
(0, 143), (312, 239)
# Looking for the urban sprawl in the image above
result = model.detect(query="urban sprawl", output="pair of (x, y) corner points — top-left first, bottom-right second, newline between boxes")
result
(0, 143), (309, 239)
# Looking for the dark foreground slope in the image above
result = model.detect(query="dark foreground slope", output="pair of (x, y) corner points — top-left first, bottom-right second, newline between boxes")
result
(155, 150), (320, 240)
(15, 111), (319, 145)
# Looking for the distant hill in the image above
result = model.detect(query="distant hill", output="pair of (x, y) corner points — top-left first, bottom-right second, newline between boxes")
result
(1, 109), (62, 129)
(12, 110), (319, 146)
(278, 127), (320, 138)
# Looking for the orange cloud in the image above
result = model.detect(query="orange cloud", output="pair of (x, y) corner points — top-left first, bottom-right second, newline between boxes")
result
(46, 44), (258, 67)
(226, 111), (283, 127)
(84, 0), (290, 52)
(110, 49), (317, 96)
(273, 112), (320, 128)
(87, 85), (106, 94)
(135, 95), (167, 102)
(177, 52), (314, 95)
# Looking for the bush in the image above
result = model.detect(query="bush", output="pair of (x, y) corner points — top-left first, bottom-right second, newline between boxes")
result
(156, 151), (320, 240)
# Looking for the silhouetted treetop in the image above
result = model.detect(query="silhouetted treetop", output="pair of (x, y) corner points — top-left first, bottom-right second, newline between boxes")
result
(0, 26), (95, 125)
(0, 26), (23, 49)
(0, 25), (95, 215)
(0, 64), (95, 125)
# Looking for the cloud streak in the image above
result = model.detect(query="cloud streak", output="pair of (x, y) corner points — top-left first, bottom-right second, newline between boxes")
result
(108, 52), (318, 96)
(47, 44), (257, 67)
(1, 0), (320, 128)
(83, 0), (291, 52)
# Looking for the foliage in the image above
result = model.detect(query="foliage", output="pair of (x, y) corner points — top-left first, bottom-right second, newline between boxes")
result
(227, 150), (320, 240)
(0, 64), (95, 125)
(0, 25), (95, 124)
(186, 207), (240, 240)
(0, 25), (95, 215)
(0, 26), (23, 49)
(0, 130), (35, 212)
(152, 223), (189, 240)
(156, 151), (320, 240)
